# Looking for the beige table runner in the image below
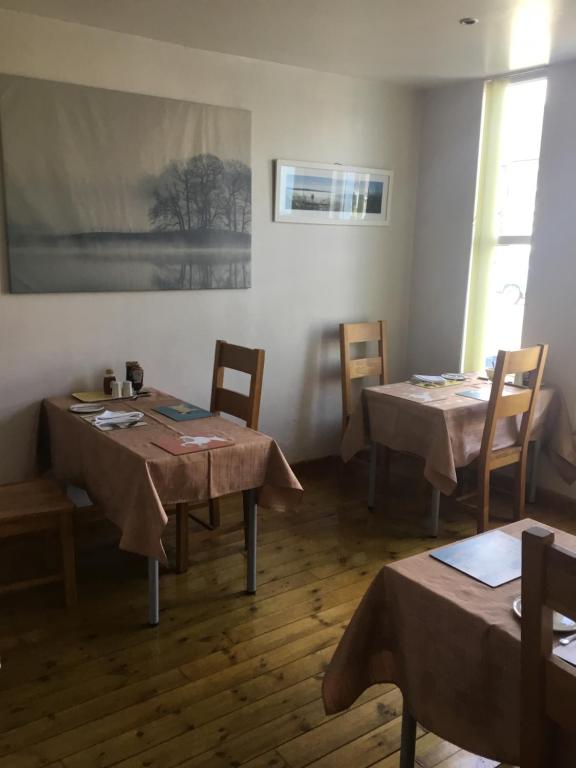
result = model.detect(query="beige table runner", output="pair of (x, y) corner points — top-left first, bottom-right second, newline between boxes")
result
(322, 519), (576, 765)
(43, 390), (303, 564)
(341, 378), (576, 495)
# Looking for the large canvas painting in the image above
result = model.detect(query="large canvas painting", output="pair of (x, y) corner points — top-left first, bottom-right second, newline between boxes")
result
(0, 76), (251, 292)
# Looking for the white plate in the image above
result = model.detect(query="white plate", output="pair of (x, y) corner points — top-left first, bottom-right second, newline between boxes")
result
(513, 596), (576, 633)
(69, 404), (104, 414)
(441, 373), (466, 381)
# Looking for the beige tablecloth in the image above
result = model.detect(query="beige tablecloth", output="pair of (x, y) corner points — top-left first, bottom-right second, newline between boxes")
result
(342, 378), (576, 495)
(322, 519), (576, 765)
(42, 390), (303, 564)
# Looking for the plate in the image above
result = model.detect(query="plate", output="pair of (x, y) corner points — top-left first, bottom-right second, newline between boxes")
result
(69, 404), (104, 414)
(512, 596), (576, 633)
(441, 373), (466, 381)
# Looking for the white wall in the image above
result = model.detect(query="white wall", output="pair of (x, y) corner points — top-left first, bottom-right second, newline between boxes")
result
(522, 59), (576, 498)
(0, 10), (420, 482)
(407, 80), (484, 375)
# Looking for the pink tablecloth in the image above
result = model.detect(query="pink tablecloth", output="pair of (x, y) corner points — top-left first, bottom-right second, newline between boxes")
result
(342, 378), (576, 495)
(42, 390), (303, 564)
(322, 519), (576, 765)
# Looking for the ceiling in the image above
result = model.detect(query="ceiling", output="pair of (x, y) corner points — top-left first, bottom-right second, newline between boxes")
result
(0, 0), (574, 85)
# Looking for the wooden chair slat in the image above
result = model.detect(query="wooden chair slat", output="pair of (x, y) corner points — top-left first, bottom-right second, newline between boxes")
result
(545, 658), (576, 732)
(349, 357), (384, 380)
(212, 388), (251, 424)
(494, 388), (533, 419)
(545, 544), (576, 621)
(504, 346), (542, 375)
(217, 341), (262, 376)
(344, 322), (384, 343)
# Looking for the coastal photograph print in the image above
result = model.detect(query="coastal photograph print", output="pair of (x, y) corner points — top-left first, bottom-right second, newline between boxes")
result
(274, 159), (392, 226)
(0, 76), (251, 292)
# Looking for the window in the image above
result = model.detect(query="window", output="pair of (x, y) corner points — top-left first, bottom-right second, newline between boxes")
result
(463, 76), (547, 371)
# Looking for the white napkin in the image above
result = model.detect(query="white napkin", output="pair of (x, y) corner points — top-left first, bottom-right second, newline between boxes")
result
(411, 374), (446, 385)
(94, 410), (144, 427)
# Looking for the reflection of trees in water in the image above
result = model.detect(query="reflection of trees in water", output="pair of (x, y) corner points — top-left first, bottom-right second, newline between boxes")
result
(152, 252), (250, 290)
(148, 154), (251, 234)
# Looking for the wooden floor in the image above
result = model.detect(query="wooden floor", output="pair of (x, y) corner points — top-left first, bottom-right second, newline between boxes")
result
(0, 457), (574, 768)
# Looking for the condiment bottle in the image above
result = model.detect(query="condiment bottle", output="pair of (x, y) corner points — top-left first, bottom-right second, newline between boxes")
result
(103, 368), (116, 395)
(126, 361), (144, 393)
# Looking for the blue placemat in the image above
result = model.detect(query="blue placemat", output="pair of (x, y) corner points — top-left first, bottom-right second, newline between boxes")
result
(153, 402), (212, 422)
(430, 529), (521, 587)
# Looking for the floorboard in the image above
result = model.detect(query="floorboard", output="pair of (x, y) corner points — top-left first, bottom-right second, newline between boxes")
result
(0, 456), (572, 768)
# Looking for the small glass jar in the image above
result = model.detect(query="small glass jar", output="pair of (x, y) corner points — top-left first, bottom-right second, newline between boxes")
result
(126, 361), (144, 393)
(103, 368), (116, 396)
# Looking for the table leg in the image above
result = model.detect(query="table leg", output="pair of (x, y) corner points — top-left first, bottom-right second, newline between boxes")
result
(368, 442), (377, 512)
(148, 557), (159, 626)
(399, 705), (417, 768)
(527, 438), (541, 504)
(429, 487), (440, 537)
(243, 489), (257, 594)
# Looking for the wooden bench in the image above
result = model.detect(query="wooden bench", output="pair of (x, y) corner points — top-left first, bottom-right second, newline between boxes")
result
(0, 478), (77, 607)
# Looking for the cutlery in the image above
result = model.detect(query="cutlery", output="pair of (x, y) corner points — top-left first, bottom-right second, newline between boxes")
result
(559, 632), (576, 646)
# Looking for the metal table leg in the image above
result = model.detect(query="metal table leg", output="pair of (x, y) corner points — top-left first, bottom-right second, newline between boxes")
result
(399, 706), (417, 768)
(527, 438), (541, 504)
(243, 489), (257, 594)
(148, 557), (159, 626)
(368, 442), (377, 512)
(430, 487), (440, 537)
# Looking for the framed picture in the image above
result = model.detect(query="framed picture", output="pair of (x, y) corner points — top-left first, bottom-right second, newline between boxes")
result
(274, 159), (393, 226)
(0, 75), (251, 293)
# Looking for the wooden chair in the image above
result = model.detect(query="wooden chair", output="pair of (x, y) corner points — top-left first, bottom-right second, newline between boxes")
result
(339, 320), (389, 432)
(0, 478), (77, 607)
(175, 340), (265, 572)
(476, 344), (548, 533)
(521, 526), (576, 767)
(340, 321), (393, 510)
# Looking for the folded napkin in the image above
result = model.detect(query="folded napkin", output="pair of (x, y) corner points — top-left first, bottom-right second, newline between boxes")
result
(94, 410), (144, 427)
(411, 374), (446, 385)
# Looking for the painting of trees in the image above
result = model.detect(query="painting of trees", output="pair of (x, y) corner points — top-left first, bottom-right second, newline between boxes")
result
(148, 153), (251, 234)
(2, 75), (251, 292)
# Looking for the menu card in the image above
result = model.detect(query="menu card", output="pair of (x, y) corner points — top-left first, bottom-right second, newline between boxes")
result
(152, 433), (234, 455)
(430, 530), (521, 588)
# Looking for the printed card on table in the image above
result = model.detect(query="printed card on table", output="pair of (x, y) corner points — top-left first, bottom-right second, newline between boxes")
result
(152, 433), (234, 455)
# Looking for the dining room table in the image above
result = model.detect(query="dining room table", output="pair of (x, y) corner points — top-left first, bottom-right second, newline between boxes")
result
(41, 388), (303, 626)
(322, 517), (576, 766)
(341, 375), (576, 535)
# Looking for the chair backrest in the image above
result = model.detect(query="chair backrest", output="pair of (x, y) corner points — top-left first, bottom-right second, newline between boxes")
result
(210, 340), (265, 430)
(479, 344), (548, 468)
(339, 321), (389, 431)
(521, 526), (576, 767)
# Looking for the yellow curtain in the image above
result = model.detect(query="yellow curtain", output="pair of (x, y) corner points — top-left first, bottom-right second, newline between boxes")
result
(463, 79), (507, 372)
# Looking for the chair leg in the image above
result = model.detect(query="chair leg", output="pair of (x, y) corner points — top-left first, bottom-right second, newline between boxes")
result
(514, 455), (528, 521)
(176, 502), (189, 573)
(209, 498), (221, 529)
(368, 442), (378, 511)
(59, 512), (77, 608)
(399, 705), (417, 768)
(478, 468), (491, 533)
